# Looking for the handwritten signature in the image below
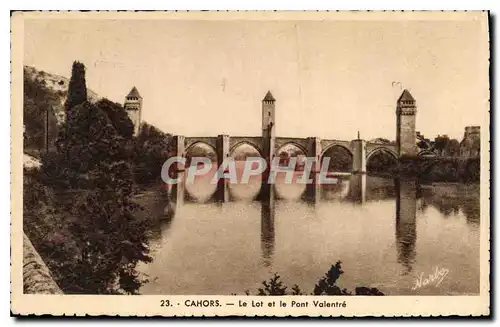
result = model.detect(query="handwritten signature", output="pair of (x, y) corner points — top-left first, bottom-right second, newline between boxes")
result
(411, 266), (449, 290)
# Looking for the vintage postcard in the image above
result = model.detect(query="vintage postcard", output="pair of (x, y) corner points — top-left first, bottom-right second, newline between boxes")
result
(11, 11), (490, 317)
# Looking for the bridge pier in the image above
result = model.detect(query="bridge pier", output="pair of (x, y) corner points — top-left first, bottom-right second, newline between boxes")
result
(347, 138), (367, 203)
(304, 137), (322, 202)
(173, 135), (185, 161)
(259, 136), (275, 202)
(172, 135), (186, 160)
(215, 134), (230, 202)
(170, 135), (186, 205)
(347, 173), (366, 203)
(170, 172), (185, 206)
(351, 138), (366, 174)
(259, 130), (275, 201)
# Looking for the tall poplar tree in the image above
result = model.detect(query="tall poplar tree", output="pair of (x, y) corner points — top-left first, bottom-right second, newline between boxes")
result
(65, 61), (88, 111)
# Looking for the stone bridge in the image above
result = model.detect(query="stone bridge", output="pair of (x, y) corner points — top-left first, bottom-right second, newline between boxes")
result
(182, 135), (398, 173)
(166, 89), (421, 203)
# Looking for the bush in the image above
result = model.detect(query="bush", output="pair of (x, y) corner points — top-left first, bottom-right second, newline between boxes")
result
(313, 261), (352, 295)
(97, 98), (134, 139)
(133, 123), (172, 185)
(248, 261), (384, 296)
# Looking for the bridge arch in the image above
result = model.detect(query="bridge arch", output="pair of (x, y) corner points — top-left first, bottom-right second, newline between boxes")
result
(320, 143), (354, 157)
(366, 147), (399, 175)
(320, 143), (353, 158)
(366, 147), (398, 162)
(320, 144), (354, 172)
(185, 141), (218, 158)
(275, 141), (308, 157)
(183, 141), (218, 202)
(229, 140), (263, 157)
(229, 141), (263, 201)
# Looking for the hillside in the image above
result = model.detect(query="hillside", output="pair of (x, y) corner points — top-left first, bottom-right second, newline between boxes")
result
(24, 66), (100, 125)
(23, 66), (101, 153)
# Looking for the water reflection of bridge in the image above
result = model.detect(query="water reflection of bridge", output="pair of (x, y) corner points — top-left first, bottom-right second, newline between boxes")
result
(163, 176), (480, 279)
(169, 171), (369, 205)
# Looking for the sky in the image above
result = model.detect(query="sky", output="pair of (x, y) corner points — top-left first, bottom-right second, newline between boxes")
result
(23, 13), (489, 141)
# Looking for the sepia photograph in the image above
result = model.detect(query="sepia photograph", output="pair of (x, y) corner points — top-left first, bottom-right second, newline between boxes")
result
(11, 11), (490, 317)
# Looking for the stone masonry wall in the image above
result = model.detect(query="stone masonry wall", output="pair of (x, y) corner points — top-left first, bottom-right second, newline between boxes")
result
(23, 233), (62, 294)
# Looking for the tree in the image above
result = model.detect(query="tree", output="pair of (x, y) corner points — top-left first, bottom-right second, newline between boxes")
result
(97, 98), (134, 139)
(367, 151), (398, 174)
(65, 61), (88, 112)
(133, 123), (172, 185)
(289, 148), (304, 157)
(354, 287), (385, 295)
(417, 139), (429, 150)
(291, 284), (304, 295)
(278, 151), (289, 166)
(65, 157), (152, 294)
(43, 101), (118, 189)
(257, 273), (288, 296)
(434, 135), (450, 156)
(313, 261), (352, 295)
(248, 261), (384, 296)
(371, 138), (393, 144)
(23, 69), (59, 151)
(444, 139), (460, 157)
(323, 146), (353, 172)
(186, 144), (216, 160)
(40, 98), (152, 294)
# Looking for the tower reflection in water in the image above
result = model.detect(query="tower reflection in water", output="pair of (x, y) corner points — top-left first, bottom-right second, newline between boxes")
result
(346, 174), (366, 203)
(166, 172), (185, 216)
(395, 179), (417, 274)
(260, 194), (275, 267)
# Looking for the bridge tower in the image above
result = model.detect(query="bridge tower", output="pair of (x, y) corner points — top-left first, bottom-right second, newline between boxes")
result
(261, 91), (276, 200)
(396, 89), (417, 156)
(262, 90), (276, 140)
(304, 137), (322, 202)
(351, 134), (366, 174)
(169, 135), (185, 205)
(124, 86), (143, 136)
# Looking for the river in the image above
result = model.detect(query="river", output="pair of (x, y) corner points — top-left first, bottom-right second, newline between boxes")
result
(137, 168), (480, 296)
